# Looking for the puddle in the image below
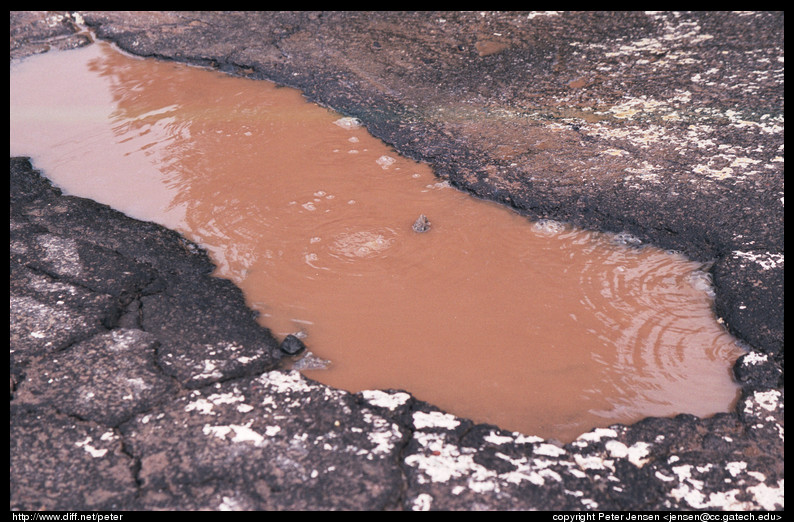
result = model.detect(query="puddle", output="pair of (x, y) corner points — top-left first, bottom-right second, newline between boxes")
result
(10, 42), (745, 443)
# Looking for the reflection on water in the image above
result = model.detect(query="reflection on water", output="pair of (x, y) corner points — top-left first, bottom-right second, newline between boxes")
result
(10, 42), (744, 442)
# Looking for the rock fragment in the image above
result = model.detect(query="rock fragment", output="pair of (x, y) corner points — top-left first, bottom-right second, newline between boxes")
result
(280, 334), (307, 356)
(412, 214), (431, 233)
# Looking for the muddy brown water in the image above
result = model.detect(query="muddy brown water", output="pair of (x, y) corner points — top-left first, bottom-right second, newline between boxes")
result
(10, 42), (744, 443)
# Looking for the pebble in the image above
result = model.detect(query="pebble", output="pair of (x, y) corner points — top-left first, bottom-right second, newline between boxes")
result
(279, 334), (307, 356)
(412, 214), (431, 233)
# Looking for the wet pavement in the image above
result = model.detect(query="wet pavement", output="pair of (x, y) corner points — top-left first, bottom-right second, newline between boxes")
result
(9, 11), (784, 510)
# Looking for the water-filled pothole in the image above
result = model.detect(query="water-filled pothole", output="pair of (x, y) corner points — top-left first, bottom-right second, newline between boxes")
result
(10, 41), (744, 443)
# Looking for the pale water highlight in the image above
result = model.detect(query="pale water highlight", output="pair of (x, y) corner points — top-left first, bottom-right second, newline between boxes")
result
(10, 42), (744, 442)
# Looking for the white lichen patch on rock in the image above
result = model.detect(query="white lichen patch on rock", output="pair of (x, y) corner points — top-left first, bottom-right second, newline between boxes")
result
(741, 351), (769, 365)
(743, 389), (783, 419)
(571, 428), (620, 446)
(357, 411), (403, 458)
(404, 412), (782, 510)
(360, 389), (411, 410)
(75, 435), (109, 458)
(483, 430), (517, 445)
(663, 462), (784, 510)
(554, 12), (782, 192)
(185, 396), (215, 415)
(603, 440), (649, 467)
(624, 160), (663, 182)
(203, 420), (267, 446)
(185, 387), (254, 416)
(256, 369), (314, 395)
(533, 443), (567, 458)
(189, 360), (223, 382)
(600, 13), (713, 61)
(403, 425), (609, 509)
(409, 492), (434, 511)
(692, 153), (765, 181)
(732, 250), (784, 271)
(586, 122), (668, 149)
(405, 432), (491, 485)
(412, 410), (460, 430)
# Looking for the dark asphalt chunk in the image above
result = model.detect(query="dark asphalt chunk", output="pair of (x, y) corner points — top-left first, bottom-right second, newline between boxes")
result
(10, 407), (138, 511)
(279, 334), (307, 356)
(13, 329), (173, 426)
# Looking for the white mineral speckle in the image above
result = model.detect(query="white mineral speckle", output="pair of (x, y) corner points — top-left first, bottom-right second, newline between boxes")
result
(483, 430), (515, 445)
(605, 440), (652, 467)
(362, 412), (401, 455)
(626, 442), (652, 467)
(665, 461), (783, 510)
(360, 389), (411, 410)
(514, 434), (545, 444)
(191, 360), (223, 381)
(258, 370), (313, 395)
(75, 436), (108, 458)
(534, 443), (567, 458)
(748, 479), (785, 511)
(655, 470), (676, 482)
(742, 352), (769, 365)
(732, 250), (784, 270)
(745, 389), (782, 413)
(411, 493), (433, 511)
(218, 496), (245, 511)
(412, 411), (460, 430)
(207, 392), (244, 405)
(404, 432), (474, 483)
(574, 454), (612, 471)
(185, 398), (215, 415)
(574, 428), (618, 444)
(746, 471), (766, 483)
(203, 421), (266, 446)
(605, 440), (629, 458)
(726, 461), (747, 477)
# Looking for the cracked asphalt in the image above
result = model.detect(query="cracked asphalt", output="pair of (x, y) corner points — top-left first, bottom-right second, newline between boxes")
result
(10, 11), (783, 510)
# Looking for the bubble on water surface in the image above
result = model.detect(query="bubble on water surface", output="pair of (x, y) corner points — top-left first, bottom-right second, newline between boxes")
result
(533, 219), (566, 236)
(333, 116), (362, 130)
(689, 269), (716, 298)
(423, 181), (451, 191)
(376, 155), (396, 169)
(613, 232), (643, 246)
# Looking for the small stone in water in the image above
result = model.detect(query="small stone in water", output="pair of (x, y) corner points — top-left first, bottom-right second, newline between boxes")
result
(291, 351), (332, 371)
(280, 334), (307, 356)
(412, 214), (431, 233)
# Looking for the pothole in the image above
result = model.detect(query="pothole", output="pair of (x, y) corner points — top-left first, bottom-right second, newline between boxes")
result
(10, 41), (745, 443)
